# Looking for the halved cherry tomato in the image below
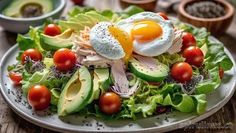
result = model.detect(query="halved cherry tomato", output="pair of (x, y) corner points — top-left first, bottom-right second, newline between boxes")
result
(53, 48), (77, 71)
(21, 49), (42, 64)
(158, 12), (169, 20)
(99, 92), (121, 115)
(9, 72), (22, 85)
(44, 24), (61, 36)
(219, 67), (224, 80)
(181, 32), (197, 51)
(183, 46), (204, 67)
(171, 62), (193, 83)
(28, 85), (51, 110)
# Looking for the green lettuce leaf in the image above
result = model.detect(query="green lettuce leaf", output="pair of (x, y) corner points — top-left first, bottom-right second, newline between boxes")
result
(205, 42), (233, 71)
(22, 69), (49, 96)
(156, 53), (185, 67)
(163, 94), (195, 113)
(192, 94), (207, 114)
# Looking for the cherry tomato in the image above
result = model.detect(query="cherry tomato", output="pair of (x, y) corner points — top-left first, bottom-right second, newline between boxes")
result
(171, 62), (193, 83)
(183, 46), (204, 67)
(9, 72), (22, 85)
(53, 48), (77, 71)
(21, 49), (42, 64)
(219, 67), (224, 80)
(99, 92), (121, 115)
(181, 32), (197, 51)
(28, 85), (51, 110)
(71, 0), (84, 5)
(44, 24), (61, 36)
(158, 12), (169, 20)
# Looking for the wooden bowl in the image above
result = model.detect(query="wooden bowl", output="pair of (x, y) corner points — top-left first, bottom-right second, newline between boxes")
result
(178, 0), (234, 35)
(119, 0), (158, 11)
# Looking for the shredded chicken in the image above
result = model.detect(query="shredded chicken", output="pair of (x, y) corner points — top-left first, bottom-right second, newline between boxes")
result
(75, 26), (92, 49)
(110, 60), (140, 98)
(82, 55), (113, 68)
(167, 29), (183, 54)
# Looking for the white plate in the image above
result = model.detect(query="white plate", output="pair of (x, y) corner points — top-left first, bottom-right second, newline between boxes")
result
(0, 37), (236, 133)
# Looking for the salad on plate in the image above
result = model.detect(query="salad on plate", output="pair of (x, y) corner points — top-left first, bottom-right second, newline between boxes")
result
(7, 6), (233, 120)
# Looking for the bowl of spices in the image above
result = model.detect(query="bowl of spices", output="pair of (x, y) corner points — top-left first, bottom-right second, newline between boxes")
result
(0, 0), (66, 33)
(119, 0), (158, 11)
(178, 0), (234, 35)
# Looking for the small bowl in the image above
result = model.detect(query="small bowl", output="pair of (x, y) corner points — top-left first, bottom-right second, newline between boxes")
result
(119, 0), (158, 11)
(178, 0), (234, 35)
(0, 0), (66, 33)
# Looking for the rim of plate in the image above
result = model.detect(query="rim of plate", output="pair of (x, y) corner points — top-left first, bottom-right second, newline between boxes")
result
(0, 39), (236, 133)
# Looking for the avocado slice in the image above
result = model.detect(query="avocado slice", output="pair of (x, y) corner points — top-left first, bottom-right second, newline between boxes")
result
(3, 0), (53, 18)
(88, 68), (110, 103)
(58, 66), (93, 116)
(59, 12), (110, 33)
(128, 57), (169, 82)
(40, 29), (74, 51)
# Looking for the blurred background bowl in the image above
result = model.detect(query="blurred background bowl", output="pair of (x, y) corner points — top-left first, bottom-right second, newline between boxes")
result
(178, 0), (234, 35)
(119, 0), (158, 11)
(0, 0), (66, 33)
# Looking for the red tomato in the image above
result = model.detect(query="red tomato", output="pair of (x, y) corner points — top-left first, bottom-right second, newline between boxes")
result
(171, 62), (193, 83)
(44, 24), (61, 36)
(219, 67), (224, 80)
(21, 49), (42, 64)
(182, 32), (197, 51)
(53, 48), (77, 71)
(9, 72), (22, 85)
(158, 12), (169, 20)
(71, 0), (84, 5)
(99, 92), (121, 115)
(183, 46), (204, 67)
(28, 85), (51, 110)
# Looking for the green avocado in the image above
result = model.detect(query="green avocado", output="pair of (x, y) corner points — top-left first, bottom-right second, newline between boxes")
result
(88, 68), (110, 103)
(59, 21), (85, 32)
(128, 57), (169, 82)
(40, 29), (74, 51)
(57, 66), (93, 116)
(59, 11), (110, 32)
(3, 0), (53, 18)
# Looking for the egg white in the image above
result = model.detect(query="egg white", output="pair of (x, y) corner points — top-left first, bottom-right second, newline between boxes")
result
(90, 22), (125, 60)
(117, 12), (174, 57)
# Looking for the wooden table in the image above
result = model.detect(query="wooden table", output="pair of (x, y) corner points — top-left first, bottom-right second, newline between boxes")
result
(0, 1), (236, 132)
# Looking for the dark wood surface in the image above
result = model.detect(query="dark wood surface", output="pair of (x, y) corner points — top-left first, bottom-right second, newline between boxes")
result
(0, 0), (236, 132)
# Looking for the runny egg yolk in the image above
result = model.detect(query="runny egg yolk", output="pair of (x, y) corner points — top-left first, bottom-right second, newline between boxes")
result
(109, 26), (133, 61)
(131, 20), (163, 43)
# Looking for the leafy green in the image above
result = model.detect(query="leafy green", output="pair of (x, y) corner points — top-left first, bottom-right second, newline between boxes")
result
(17, 35), (35, 51)
(68, 6), (95, 17)
(205, 43), (233, 71)
(22, 69), (49, 96)
(192, 94), (207, 114)
(195, 67), (221, 94)
(50, 88), (61, 106)
(156, 53), (185, 67)
(163, 94), (195, 113)
(122, 5), (144, 17)
(28, 27), (44, 52)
